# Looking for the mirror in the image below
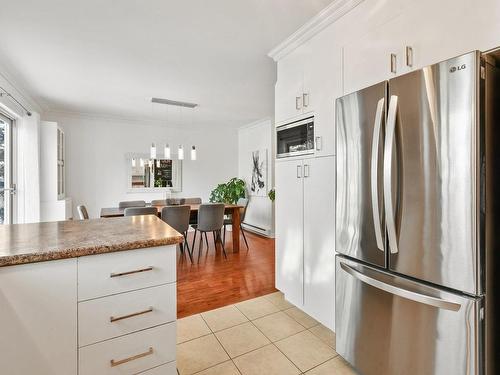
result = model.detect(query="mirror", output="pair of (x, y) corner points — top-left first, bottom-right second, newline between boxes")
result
(126, 153), (182, 192)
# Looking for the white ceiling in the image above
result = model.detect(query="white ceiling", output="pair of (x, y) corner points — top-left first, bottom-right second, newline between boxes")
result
(0, 0), (332, 127)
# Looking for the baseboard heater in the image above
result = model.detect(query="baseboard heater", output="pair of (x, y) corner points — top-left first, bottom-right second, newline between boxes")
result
(242, 223), (273, 238)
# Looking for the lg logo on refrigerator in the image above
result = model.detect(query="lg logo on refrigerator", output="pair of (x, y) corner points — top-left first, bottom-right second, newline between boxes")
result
(450, 64), (466, 73)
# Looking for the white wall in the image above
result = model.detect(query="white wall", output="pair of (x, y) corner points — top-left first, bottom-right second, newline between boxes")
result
(238, 118), (274, 236)
(44, 112), (238, 219)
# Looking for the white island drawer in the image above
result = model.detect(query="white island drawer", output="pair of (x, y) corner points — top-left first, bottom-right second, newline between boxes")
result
(78, 283), (176, 347)
(79, 323), (176, 375)
(78, 246), (176, 301)
(141, 362), (177, 374)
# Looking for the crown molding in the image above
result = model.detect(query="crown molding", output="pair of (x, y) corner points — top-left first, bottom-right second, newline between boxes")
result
(238, 117), (272, 130)
(268, 0), (365, 62)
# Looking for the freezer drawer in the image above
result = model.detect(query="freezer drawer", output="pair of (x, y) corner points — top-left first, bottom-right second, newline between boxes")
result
(336, 256), (483, 375)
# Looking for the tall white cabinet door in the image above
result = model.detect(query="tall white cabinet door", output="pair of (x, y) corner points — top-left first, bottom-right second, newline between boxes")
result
(0, 259), (77, 375)
(275, 48), (305, 124)
(303, 156), (335, 330)
(303, 34), (342, 157)
(275, 159), (304, 307)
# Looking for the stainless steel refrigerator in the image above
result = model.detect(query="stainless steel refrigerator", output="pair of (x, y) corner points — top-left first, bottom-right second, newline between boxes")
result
(335, 50), (500, 375)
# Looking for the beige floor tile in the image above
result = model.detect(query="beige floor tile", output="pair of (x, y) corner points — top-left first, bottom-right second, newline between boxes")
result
(306, 356), (359, 375)
(235, 296), (280, 320)
(253, 311), (305, 342)
(201, 305), (249, 332)
(194, 360), (241, 375)
(275, 330), (337, 372)
(177, 334), (230, 375)
(284, 307), (319, 329)
(177, 314), (212, 344)
(264, 291), (294, 310)
(215, 321), (270, 358)
(309, 324), (336, 349)
(233, 344), (300, 375)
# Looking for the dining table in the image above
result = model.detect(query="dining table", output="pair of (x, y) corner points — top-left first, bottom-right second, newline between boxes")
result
(100, 203), (245, 252)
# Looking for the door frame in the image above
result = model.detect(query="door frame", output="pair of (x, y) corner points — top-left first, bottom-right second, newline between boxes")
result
(0, 111), (16, 224)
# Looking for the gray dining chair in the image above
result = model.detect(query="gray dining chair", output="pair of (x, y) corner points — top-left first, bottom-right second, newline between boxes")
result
(184, 197), (202, 225)
(161, 205), (193, 263)
(191, 203), (227, 259)
(76, 205), (89, 220)
(151, 199), (167, 206)
(223, 198), (249, 250)
(123, 207), (158, 217)
(167, 198), (185, 205)
(119, 200), (146, 208)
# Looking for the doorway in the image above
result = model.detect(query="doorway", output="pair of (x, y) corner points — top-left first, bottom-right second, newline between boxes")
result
(0, 113), (15, 224)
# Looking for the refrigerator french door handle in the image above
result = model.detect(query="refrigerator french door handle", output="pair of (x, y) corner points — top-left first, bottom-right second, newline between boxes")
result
(384, 95), (399, 254)
(340, 262), (461, 312)
(371, 98), (385, 251)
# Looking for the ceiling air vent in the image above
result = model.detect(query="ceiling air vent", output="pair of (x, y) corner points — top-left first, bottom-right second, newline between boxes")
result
(151, 97), (198, 108)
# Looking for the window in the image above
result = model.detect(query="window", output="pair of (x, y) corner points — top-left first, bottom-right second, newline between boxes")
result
(0, 113), (14, 224)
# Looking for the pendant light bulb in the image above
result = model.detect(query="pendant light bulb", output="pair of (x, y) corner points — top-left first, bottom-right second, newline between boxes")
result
(131, 158), (136, 167)
(191, 146), (197, 161)
(164, 144), (171, 159)
(178, 145), (184, 160)
(139, 158), (144, 167)
(150, 143), (157, 159)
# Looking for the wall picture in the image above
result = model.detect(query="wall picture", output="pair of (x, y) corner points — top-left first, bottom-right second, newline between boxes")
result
(250, 149), (267, 196)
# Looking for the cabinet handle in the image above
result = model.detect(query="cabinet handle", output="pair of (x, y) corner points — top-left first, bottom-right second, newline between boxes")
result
(315, 136), (322, 151)
(406, 46), (413, 67)
(110, 307), (154, 322)
(110, 266), (154, 278)
(304, 164), (310, 178)
(302, 93), (309, 108)
(110, 347), (154, 367)
(295, 96), (302, 110)
(390, 53), (397, 74)
(297, 165), (302, 179)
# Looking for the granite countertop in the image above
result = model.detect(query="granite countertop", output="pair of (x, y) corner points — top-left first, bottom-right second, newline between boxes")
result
(0, 216), (184, 267)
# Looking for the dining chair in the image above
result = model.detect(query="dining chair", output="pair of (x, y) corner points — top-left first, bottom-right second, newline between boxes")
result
(223, 198), (249, 250)
(191, 203), (227, 259)
(151, 199), (167, 206)
(76, 205), (89, 220)
(123, 207), (158, 216)
(118, 200), (146, 208)
(184, 197), (202, 225)
(161, 205), (193, 263)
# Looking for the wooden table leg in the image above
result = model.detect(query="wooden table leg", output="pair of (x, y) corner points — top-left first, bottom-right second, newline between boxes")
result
(231, 208), (241, 253)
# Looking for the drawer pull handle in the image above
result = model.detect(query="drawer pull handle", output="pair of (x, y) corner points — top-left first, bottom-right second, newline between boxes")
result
(110, 347), (154, 367)
(110, 266), (154, 278)
(110, 307), (154, 322)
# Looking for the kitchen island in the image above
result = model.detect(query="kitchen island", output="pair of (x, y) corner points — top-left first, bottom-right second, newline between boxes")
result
(0, 216), (183, 375)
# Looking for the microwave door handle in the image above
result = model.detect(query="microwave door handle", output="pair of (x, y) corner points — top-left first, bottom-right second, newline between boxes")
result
(371, 98), (385, 251)
(384, 95), (399, 254)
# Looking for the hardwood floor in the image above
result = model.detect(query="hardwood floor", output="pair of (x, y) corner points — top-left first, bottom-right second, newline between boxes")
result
(177, 230), (277, 318)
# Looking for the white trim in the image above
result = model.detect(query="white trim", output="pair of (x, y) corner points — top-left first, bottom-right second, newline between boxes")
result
(238, 117), (273, 130)
(268, 0), (365, 62)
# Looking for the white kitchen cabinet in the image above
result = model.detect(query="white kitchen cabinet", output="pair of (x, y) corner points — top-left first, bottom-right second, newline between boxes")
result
(0, 259), (77, 375)
(275, 156), (336, 330)
(303, 156), (335, 329)
(275, 48), (306, 124)
(275, 158), (304, 307)
(303, 34), (342, 157)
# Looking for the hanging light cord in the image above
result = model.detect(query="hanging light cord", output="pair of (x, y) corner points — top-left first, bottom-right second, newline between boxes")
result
(0, 85), (32, 116)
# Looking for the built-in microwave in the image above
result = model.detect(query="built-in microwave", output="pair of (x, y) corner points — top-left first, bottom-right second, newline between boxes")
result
(276, 117), (314, 158)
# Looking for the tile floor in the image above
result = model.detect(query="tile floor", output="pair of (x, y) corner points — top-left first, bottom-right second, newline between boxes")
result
(177, 291), (358, 375)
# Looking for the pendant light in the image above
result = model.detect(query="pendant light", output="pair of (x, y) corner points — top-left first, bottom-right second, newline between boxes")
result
(178, 145), (184, 160)
(164, 144), (171, 159)
(131, 158), (136, 167)
(156, 160), (161, 168)
(140, 158), (144, 167)
(191, 146), (197, 161)
(150, 143), (157, 159)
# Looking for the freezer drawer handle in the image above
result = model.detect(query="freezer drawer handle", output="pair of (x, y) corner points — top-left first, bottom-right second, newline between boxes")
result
(384, 95), (399, 254)
(340, 262), (461, 311)
(371, 98), (385, 251)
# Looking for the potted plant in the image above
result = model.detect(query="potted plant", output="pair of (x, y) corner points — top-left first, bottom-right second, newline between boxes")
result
(268, 188), (275, 202)
(209, 177), (246, 204)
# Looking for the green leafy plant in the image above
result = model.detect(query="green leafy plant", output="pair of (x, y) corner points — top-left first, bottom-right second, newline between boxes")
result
(209, 177), (246, 204)
(268, 188), (275, 202)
